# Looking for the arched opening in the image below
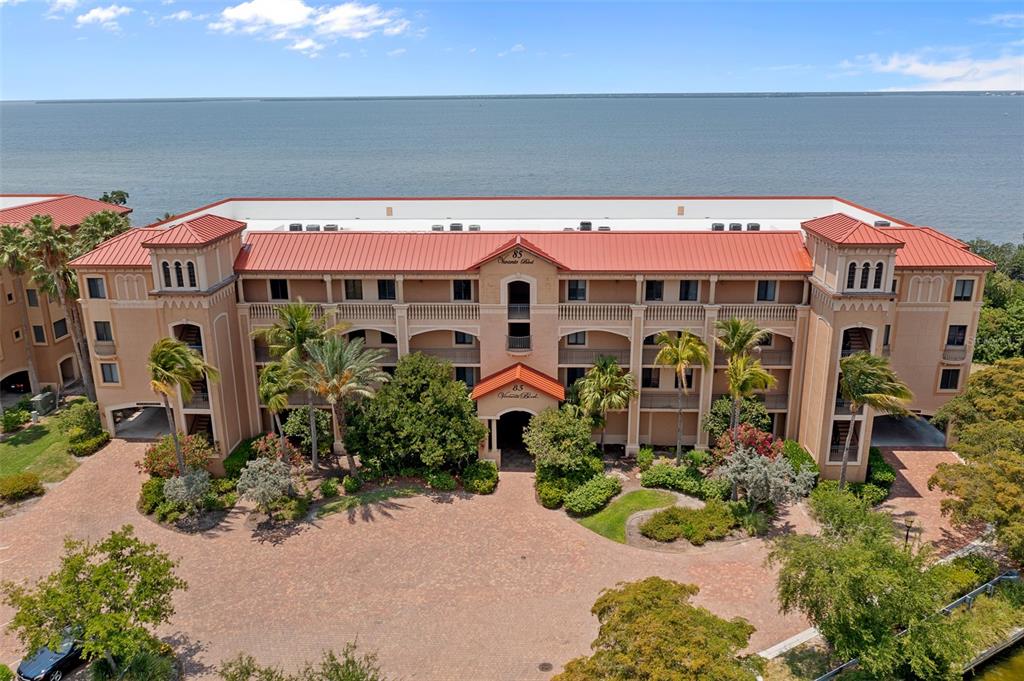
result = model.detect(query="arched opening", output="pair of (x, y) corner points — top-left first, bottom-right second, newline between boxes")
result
(859, 262), (871, 289)
(840, 327), (873, 357)
(873, 262), (884, 289)
(186, 262), (197, 288)
(507, 280), (531, 319)
(174, 261), (185, 288)
(846, 262), (857, 289)
(161, 261), (172, 288)
(58, 357), (77, 386)
(497, 410), (533, 471)
(1, 371), (31, 405)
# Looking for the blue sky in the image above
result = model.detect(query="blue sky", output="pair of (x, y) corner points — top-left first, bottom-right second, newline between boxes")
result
(1, 0), (1023, 99)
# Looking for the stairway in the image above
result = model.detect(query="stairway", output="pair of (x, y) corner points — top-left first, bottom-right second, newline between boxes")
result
(841, 328), (871, 355)
(176, 325), (203, 353)
(188, 414), (212, 439)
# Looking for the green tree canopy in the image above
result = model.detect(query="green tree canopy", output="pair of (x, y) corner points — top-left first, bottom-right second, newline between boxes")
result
(702, 395), (771, 443)
(72, 210), (132, 257)
(576, 355), (638, 451)
(98, 189), (130, 206)
(932, 358), (1024, 435)
(523, 406), (599, 477)
(553, 577), (756, 681)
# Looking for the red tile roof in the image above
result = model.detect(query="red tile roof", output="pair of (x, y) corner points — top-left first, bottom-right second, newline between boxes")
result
(0, 195), (131, 228)
(881, 227), (994, 270)
(141, 214), (246, 247)
(69, 227), (156, 269)
(471, 363), (565, 401)
(234, 231), (815, 274)
(802, 213), (904, 246)
(467, 234), (569, 270)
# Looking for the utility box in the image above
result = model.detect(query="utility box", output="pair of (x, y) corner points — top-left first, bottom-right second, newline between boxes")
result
(30, 391), (56, 415)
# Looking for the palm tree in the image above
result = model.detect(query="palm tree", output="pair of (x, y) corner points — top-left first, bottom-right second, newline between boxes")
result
(295, 336), (389, 476)
(724, 353), (777, 442)
(258, 361), (295, 449)
(98, 189), (129, 206)
(653, 331), (711, 462)
(836, 352), (913, 488)
(147, 337), (220, 477)
(21, 215), (95, 399)
(715, 317), (771, 359)
(71, 210), (132, 258)
(576, 355), (639, 452)
(0, 225), (40, 394)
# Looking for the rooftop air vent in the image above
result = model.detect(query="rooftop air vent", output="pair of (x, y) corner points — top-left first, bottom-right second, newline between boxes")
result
(597, 225), (611, 231)
(449, 223), (463, 231)
(468, 224), (481, 231)
(323, 224), (339, 232)
(431, 224), (444, 231)
(874, 220), (891, 227)
(747, 223), (761, 231)
(288, 223), (303, 232)
(563, 227), (574, 231)
(305, 224), (321, 232)
(729, 223), (743, 231)
(711, 223), (725, 231)
(579, 221), (593, 231)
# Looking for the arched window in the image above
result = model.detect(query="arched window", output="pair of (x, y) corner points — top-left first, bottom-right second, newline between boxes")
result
(873, 262), (884, 289)
(174, 261), (184, 288)
(846, 262), (857, 289)
(186, 262), (197, 288)
(859, 261), (871, 289)
(161, 261), (171, 288)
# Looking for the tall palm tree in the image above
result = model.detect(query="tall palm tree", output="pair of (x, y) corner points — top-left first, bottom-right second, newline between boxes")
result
(653, 331), (711, 462)
(21, 215), (95, 399)
(724, 353), (777, 442)
(836, 352), (913, 488)
(147, 337), (220, 477)
(251, 302), (332, 467)
(715, 317), (771, 359)
(295, 336), (389, 476)
(576, 355), (639, 452)
(258, 361), (295, 449)
(0, 225), (40, 394)
(71, 210), (132, 258)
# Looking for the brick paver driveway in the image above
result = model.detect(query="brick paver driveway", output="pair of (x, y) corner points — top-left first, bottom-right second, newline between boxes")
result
(0, 440), (813, 680)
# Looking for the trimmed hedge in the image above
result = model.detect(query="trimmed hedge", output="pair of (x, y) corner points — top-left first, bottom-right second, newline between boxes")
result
(563, 475), (622, 516)
(1, 409), (30, 433)
(868, 447), (897, 492)
(462, 459), (499, 494)
(640, 463), (730, 501)
(782, 440), (818, 477)
(342, 474), (362, 494)
(534, 454), (604, 509)
(537, 481), (566, 509)
(320, 477), (339, 498)
(817, 479), (889, 507)
(636, 446), (655, 472)
(0, 662), (12, 681)
(223, 436), (261, 479)
(0, 473), (44, 502)
(639, 500), (739, 544)
(68, 431), (110, 457)
(426, 470), (457, 491)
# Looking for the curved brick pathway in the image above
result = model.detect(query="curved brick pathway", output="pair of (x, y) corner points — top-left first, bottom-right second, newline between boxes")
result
(0, 440), (813, 680)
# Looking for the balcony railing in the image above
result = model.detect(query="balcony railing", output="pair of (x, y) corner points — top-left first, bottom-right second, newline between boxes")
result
(640, 392), (700, 410)
(185, 391), (210, 410)
(373, 347), (399, 364)
(407, 303), (479, 321)
(881, 344), (891, 357)
(249, 302), (324, 320)
(943, 345), (968, 362)
(834, 398), (853, 415)
(559, 348), (630, 365)
(719, 304), (798, 322)
(507, 335), (531, 351)
(645, 304), (705, 323)
(93, 340), (116, 356)
(507, 304), (531, 320)
(335, 303), (395, 321)
(559, 303), (631, 322)
(828, 444), (857, 463)
(254, 345), (273, 363)
(715, 349), (792, 366)
(761, 394), (789, 410)
(416, 347), (480, 364)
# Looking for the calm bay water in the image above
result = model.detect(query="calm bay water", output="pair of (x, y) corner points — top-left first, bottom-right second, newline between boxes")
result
(1, 94), (1022, 240)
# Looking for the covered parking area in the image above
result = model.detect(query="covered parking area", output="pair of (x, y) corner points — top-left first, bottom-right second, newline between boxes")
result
(871, 415), (947, 449)
(111, 406), (171, 441)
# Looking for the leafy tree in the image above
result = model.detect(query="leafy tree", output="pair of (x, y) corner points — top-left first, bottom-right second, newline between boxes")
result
(345, 353), (486, 473)
(0, 225), (40, 394)
(724, 354), (776, 442)
(147, 337), (220, 476)
(933, 358), (1024, 435)
(836, 352), (912, 488)
(98, 189), (130, 206)
(218, 644), (390, 681)
(653, 331), (711, 461)
(162, 468), (211, 518)
(258, 361), (296, 449)
(576, 355), (638, 451)
(137, 432), (214, 478)
(715, 316), (772, 358)
(702, 395), (771, 444)
(553, 577), (756, 681)
(72, 210), (132, 257)
(713, 423), (782, 462)
(968, 238), (1023, 282)
(523, 406), (599, 475)
(296, 336), (389, 475)
(236, 457), (292, 513)
(283, 406), (333, 458)
(974, 301), (1024, 363)
(1, 525), (187, 675)
(718, 445), (815, 512)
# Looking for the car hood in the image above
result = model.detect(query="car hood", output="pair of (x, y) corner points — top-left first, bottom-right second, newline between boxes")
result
(17, 646), (64, 678)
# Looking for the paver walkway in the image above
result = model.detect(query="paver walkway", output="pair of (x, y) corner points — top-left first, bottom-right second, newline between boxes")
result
(0, 440), (813, 679)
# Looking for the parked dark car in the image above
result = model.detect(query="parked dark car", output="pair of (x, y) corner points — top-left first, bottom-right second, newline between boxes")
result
(16, 635), (82, 681)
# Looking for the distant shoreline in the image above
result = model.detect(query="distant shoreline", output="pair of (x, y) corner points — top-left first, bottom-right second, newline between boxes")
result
(2, 91), (1020, 105)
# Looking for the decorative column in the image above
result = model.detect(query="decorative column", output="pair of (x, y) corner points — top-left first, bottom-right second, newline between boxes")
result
(394, 304), (410, 357)
(324, 275), (333, 303)
(634, 274), (645, 305)
(626, 304), (645, 455)
(708, 275), (718, 305)
(395, 274), (405, 303)
(696, 305), (720, 448)
(785, 306), (811, 439)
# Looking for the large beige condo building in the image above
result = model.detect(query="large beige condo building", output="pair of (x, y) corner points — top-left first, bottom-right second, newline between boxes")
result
(66, 196), (992, 482)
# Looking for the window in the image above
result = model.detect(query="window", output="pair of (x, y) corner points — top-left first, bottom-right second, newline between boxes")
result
(566, 332), (586, 346)
(455, 366), (476, 387)
(174, 261), (184, 288)
(86, 277), (106, 299)
(26, 288), (39, 307)
(940, 368), (960, 391)
(380, 332), (397, 345)
(643, 334), (658, 345)
(674, 368), (695, 390)
(641, 368), (660, 388)
(344, 279), (363, 300)
(5, 291), (11, 303)
(377, 279), (396, 300)
(94, 321), (113, 342)
(846, 262), (857, 289)
(100, 363), (119, 384)
(32, 325), (45, 344)
(186, 262), (197, 288)
(756, 280), (777, 302)
(679, 280), (698, 301)
(268, 279), (289, 300)
(566, 367), (586, 387)
(161, 261), (172, 288)
(52, 318), (68, 339)
(873, 263), (884, 289)
(883, 324), (891, 347)
(953, 279), (974, 302)
(946, 325), (967, 346)
(12, 328), (21, 341)
(347, 330), (366, 341)
(859, 262), (870, 289)
(644, 280), (664, 302)
(567, 280), (587, 301)
(454, 331), (474, 345)
(453, 280), (472, 301)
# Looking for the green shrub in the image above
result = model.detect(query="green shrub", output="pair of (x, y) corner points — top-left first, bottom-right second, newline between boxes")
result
(154, 500), (182, 524)
(852, 482), (889, 506)
(564, 475), (622, 516)
(398, 465), (425, 478)
(139, 477), (167, 514)
(536, 481), (566, 509)
(58, 399), (103, 439)
(639, 500), (738, 545)
(1, 408), (30, 433)
(524, 407), (599, 476)
(684, 449), (712, 470)
(732, 503), (771, 536)
(223, 436), (261, 479)
(90, 649), (177, 681)
(782, 440), (818, 476)
(342, 475), (362, 494)
(640, 463), (703, 497)
(426, 470), (457, 491)
(461, 459), (498, 494)
(69, 431), (111, 457)
(0, 473), (44, 502)
(533, 453), (603, 507)
(867, 447), (897, 490)
(320, 477), (339, 498)
(283, 407), (334, 457)
(137, 433), (213, 478)
(950, 553), (1000, 585)
(636, 446), (655, 472)
(0, 662), (12, 681)
(272, 495), (310, 522)
(699, 476), (732, 502)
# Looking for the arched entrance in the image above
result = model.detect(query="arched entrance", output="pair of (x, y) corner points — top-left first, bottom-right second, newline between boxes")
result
(58, 357), (76, 386)
(497, 410), (533, 471)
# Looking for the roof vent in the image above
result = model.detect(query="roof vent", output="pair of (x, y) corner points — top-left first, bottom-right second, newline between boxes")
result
(579, 221), (593, 231)
(729, 223), (742, 231)
(563, 227), (575, 231)
(431, 224), (444, 231)
(323, 224), (339, 232)
(747, 223), (761, 231)
(597, 225), (611, 231)
(468, 224), (481, 231)
(449, 223), (463, 231)
(874, 220), (891, 227)
(711, 223), (725, 231)
(305, 224), (321, 232)
(288, 223), (303, 232)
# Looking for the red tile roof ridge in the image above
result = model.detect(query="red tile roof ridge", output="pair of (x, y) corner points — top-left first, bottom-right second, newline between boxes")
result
(470, 363), (565, 401)
(802, 213), (905, 246)
(0, 194), (132, 228)
(142, 214), (246, 247)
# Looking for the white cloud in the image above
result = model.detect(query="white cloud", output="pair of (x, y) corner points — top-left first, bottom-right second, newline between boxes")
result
(498, 43), (525, 57)
(164, 10), (207, 21)
(47, 0), (79, 12)
(386, 47), (405, 57)
(287, 37), (324, 56)
(977, 13), (1024, 28)
(843, 50), (1024, 91)
(76, 4), (131, 31)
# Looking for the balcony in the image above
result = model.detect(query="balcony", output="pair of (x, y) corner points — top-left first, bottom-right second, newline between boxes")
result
(559, 303), (631, 322)
(184, 390), (210, 410)
(254, 345), (273, 363)
(718, 304), (797, 322)
(507, 335), (531, 351)
(715, 349), (792, 366)
(249, 302), (324, 320)
(828, 445), (857, 463)
(407, 303), (479, 322)
(834, 398), (853, 415)
(640, 392), (700, 410)
(335, 303), (395, 322)
(559, 348), (630, 365)
(417, 347), (480, 364)
(373, 347), (399, 364)
(93, 340), (116, 357)
(645, 304), (705, 323)
(761, 394), (789, 410)
(881, 344), (891, 357)
(943, 345), (968, 362)
(507, 304), (531, 320)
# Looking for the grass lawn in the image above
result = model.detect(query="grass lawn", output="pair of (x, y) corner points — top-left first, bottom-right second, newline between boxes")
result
(316, 486), (422, 518)
(578, 489), (677, 543)
(0, 419), (78, 482)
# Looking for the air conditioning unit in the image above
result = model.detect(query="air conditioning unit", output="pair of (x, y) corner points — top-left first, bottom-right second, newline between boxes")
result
(449, 223), (463, 231)
(729, 223), (742, 231)
(288, 223), (303, 232)
(874, 220), (891, 227)
(747, 223), (761, 231)
(431, 224), (444, 231)
(468, 224), (481, 231)
(597, 225), (611, 231)
(711, 223), (725, 231)
(323, 224), (338, 232)
(579, 221), (593, 231)
(305, 224), (321, 232)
